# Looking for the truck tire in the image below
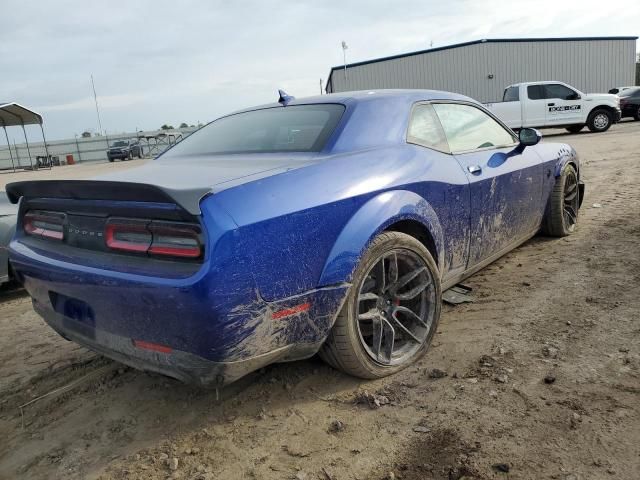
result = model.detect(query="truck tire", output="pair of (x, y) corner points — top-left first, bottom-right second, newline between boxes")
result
(319, 232), (441, 379)
(586, 109), (612, 132)
(542, 164), (579, 237)
(566, 125), (583, 134)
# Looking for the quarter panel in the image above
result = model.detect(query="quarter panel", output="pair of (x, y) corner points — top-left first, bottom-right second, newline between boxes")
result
(318, 190), (445, 286)
(214, 145), (470, 301)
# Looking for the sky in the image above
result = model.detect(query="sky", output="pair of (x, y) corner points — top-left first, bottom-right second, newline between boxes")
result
(1, 0), (639, 141)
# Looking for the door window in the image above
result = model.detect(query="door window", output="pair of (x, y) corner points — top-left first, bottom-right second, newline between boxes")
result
(503, 86), (519, 102)
(527, 85), (545, 100)
(545, 84), (577, 100)
(433, 103), (516, 153)
(407, 103), (449, 152)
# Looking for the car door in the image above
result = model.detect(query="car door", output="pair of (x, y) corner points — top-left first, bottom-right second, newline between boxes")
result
(432, 102), (543, 268)
(543, 83), (583, 126)
(522, 85), (548, 127)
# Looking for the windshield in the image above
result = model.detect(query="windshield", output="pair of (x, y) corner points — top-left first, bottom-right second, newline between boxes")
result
(112, 141), (128, 147)
(163, 104), (345, 157)
(619, 88), (640, 97)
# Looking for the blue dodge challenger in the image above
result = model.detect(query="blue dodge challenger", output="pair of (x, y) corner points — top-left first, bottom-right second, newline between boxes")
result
(7, 90), (583, 386)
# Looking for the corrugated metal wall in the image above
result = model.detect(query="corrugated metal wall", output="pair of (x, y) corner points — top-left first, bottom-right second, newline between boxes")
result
(328, 39), (637, 102)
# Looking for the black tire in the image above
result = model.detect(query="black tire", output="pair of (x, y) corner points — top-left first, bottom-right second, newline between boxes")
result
(542, 164), (580, 237)
(108, 158), (114, 163)
(586, 108), (612, 132)
(566, 125), (584, 134)
(319, 231), (441, 379)
(634, 106), (640, 121)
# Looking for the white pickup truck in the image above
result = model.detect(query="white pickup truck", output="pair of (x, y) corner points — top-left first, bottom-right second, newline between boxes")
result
(484, 81), (621, 133)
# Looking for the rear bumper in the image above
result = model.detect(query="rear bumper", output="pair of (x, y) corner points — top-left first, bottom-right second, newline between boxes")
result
(39, 306), (294, 386)
(11, 237), (349, 386)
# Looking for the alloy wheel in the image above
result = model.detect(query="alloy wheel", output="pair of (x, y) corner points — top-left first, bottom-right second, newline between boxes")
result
(356, 249), (437, 366)
(563, 169), (579, 232)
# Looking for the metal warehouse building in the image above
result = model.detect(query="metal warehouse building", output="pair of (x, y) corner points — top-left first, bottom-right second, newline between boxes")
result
(326, 37), (638, 102)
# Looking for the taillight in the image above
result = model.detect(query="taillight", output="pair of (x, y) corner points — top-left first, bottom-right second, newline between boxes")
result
(148, 222), (202, 258)
(24, 211), (66, 240)
(105, 218), (202, 259)
(105, 219), (152, 253)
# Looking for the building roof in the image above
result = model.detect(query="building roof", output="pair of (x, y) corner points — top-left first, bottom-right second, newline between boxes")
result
(0, 102), (43, 128)
(326, 36), (639, 92)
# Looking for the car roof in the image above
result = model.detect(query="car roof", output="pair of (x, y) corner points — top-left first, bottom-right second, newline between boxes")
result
(232, 89), (476, 115)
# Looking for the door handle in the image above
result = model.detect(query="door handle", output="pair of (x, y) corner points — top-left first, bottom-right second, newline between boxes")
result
(547, 102), (555, 106)
(468, 165), (482, 175)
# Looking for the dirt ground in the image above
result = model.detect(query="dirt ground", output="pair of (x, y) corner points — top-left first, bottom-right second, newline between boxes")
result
(0, 121), (638, 480)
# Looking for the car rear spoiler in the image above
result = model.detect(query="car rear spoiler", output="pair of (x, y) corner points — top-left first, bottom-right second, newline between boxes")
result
(5, 180), (211, 215)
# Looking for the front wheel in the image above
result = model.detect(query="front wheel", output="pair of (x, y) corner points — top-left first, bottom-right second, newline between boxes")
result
(542, 164), (580, 237)
(319, 232), (441, 379)
(587, 109), (612, 132)
(634, 106), (640, 121)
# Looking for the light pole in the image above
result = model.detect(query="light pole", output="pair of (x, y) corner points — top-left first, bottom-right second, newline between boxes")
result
(91, 74), (104, 136)
(341, 41), (348, 87)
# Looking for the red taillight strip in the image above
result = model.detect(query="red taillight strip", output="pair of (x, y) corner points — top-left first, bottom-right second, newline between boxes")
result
(272, 302), (311, 320)
(133, 340), (173, 353)
(24, 211), (65, 240)
(148, 223), (202, 258)
(147, 244), (201, 258)
(104, 222), (151, 253)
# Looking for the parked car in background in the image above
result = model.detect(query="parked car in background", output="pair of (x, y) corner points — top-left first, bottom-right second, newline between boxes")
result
(485, 81), (621, 133)
(618, 87), (640, 120)
(0, 195), (17, 286)
(7, 89), (584, 386)
(608, 86), (634, 95)
(107, 140), (143, 162)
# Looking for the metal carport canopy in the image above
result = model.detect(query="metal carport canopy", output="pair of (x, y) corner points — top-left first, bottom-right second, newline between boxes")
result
(0, 102), (49, 172)
(0, 102), (43, 127)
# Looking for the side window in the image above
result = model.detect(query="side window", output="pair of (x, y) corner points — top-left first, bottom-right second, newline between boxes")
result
(545, 84), (577, 100)
(433, 103), (516, 153)
(527, 85), (545, 100)
(503, 86), (519, 102)
(407, 103), (449, 152)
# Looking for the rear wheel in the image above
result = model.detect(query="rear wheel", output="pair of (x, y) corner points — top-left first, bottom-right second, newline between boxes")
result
(542, 164), (580, 237)
(319, 232), (441, 379)
(587, 109), (612, 132)
(566, 125), (584, 134)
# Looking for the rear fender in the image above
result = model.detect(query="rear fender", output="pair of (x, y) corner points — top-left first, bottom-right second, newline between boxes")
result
(318, 190), (444, 286)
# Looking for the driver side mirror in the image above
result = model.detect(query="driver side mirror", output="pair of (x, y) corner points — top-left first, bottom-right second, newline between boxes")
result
(567, 93), (581, 100)
(519, 128), (542, 147)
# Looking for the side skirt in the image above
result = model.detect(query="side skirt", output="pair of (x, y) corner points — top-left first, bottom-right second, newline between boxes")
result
(442, 227), (539, 291)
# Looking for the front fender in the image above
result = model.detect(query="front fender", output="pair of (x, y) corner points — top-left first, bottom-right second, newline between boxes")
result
(553, 145), (580, 179)
(318, 190), (444, 286)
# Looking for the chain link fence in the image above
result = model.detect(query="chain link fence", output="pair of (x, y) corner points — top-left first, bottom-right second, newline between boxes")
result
(0, 127), (198, 172)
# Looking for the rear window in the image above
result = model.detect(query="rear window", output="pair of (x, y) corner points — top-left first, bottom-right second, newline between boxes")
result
(163, 104), (345, 156)
(503, 86), (519, 102)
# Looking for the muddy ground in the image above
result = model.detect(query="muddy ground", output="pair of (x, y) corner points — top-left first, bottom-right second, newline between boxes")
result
(0, 121), (638, 480)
